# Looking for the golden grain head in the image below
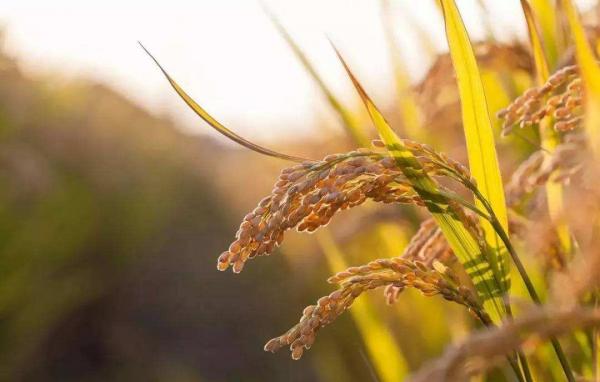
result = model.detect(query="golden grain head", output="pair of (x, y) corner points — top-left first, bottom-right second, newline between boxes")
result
(265, 256), (487, 360)
(498, 65), (582, 136)
(216, 140), (484, 274)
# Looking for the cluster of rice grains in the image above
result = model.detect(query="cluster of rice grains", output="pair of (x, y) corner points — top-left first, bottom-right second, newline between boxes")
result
(217, 138), (478, 274)
(215, 139), (495, 359)
(505, 136), (586, 205)
(264, 257), (487, 360)
(498, 65), (583, 135)
(498, 65), (588, 204)
(217, 148), (423, 274)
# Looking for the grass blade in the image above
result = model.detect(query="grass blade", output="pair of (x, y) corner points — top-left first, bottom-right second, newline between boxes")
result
(331, 44), (507, 324)
(521, 0), (550, 84)
(560, 0), (600, 155)
(261, 6), (369, 146)
(140, 43), (308, 162)
(439, 0), (510, 294)
(531, 0), (560, 68)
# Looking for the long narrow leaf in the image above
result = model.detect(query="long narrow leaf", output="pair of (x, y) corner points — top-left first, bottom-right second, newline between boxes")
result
(560, 0), (600, 155)
(531, 0), (560, 68)
(439, 0), (510, 295)
(140, 43), (308, 162)
(521, 0), (550, 84)
(332, 45), (506, 323)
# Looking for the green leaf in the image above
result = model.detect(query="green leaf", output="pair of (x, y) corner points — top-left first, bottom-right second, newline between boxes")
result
(440, 0), (510, 297)
(332, 45), (506, 323)
(140, 42), (308, 163)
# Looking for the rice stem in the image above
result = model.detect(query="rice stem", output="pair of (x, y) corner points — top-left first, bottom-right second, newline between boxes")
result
(474, 188), (576, 382)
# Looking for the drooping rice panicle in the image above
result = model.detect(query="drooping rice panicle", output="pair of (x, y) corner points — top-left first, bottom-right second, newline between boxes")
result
(265, 257), (487, 360)
(498, 65), (582, 135)
(217, 139), (493, 274)
(217, 150), (424, 273)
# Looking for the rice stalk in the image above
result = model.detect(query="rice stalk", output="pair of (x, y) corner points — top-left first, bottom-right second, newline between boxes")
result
(216, 149), (422, 273)
(498, 65), (582, 135)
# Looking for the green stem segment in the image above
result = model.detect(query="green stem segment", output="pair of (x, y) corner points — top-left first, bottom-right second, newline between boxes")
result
(477, 310), (529, 382)
(518, 351), (534, 382)
(473, 187), (576, 382)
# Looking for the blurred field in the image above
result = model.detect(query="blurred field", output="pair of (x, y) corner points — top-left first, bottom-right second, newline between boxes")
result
(0, 36), (434, 381)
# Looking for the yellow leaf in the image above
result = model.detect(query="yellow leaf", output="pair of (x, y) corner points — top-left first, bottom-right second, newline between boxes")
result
(440, 0), (510, 292)
(521, 0), (550, 84)
(140, 43), (307, 163)
(531, 0), (560, 68)
(380, 0), (427, 142)
(561, 0), (600, 155)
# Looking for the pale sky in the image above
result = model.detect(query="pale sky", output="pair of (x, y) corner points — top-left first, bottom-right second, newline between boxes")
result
(0, 0), (594, 142)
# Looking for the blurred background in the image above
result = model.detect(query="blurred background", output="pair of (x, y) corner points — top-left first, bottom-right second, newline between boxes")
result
(0, 0), (596, 381)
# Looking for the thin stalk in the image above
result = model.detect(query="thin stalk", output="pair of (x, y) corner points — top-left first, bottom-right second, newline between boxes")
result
(443, 172), (572, 380)
(470, 185), (576, 382)
(505, 303), (534, 382)
(438, 191), (531, 382)
(594, 292), (599, 382)
(477, 310), (527, 382)
(518, 351), (534, 382)
(492, 217), (575, 382)
(508, 356), (527, 382)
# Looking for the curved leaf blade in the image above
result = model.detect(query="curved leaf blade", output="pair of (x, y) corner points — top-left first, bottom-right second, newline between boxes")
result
(140, 43), (308, 163)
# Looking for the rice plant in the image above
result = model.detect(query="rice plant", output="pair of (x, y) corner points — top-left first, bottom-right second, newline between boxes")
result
(144, 0), (600, 380)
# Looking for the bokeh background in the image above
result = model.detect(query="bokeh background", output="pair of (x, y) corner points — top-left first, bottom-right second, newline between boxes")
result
(0, 0), (596, 381)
